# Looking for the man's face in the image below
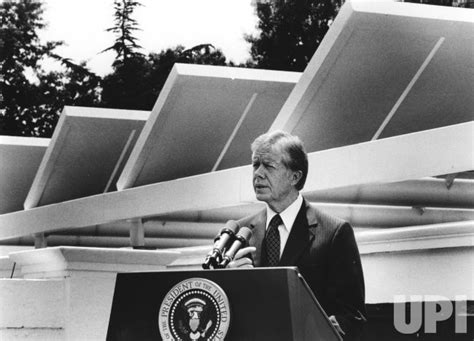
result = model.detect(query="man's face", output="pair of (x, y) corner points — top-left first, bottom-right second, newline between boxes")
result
(252, 146), (297, 210)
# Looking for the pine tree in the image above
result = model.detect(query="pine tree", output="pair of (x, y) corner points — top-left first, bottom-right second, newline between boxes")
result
(102, 0), (143, 66)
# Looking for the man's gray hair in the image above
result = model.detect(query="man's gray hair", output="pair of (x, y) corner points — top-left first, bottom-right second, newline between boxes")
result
(251, 130), (308, 191)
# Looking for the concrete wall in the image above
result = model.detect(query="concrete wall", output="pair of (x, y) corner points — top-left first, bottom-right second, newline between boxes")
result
(0, 279), (65, 340)
(363, 246), (474, 303)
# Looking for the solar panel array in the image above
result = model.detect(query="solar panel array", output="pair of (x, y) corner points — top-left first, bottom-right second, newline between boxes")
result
(0, 1), (472, 249)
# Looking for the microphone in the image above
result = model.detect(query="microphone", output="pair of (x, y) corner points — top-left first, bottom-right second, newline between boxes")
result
(219, 226), (252, 268)
(202, 220), (239, 269)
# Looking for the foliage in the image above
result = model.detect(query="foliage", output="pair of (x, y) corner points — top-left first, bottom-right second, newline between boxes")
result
(102, 0), (143, 65)
(245, 0), (342, 72)
(0, 0), (58, 136)
(0, 0), (230, 135)
(99, 0), (230, 110)
(0, 0), (100, 137)
(100, 0), (148, 109)
(101, 54), (151, 110)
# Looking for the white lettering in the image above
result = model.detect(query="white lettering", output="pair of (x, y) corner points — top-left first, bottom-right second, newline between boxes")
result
(393, 295), (468, 334)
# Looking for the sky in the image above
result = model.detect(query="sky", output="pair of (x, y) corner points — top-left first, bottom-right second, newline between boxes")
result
(39, 0), (259, 76)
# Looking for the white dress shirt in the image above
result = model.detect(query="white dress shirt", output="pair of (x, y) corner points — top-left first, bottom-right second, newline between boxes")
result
(265, 194), (303, 257)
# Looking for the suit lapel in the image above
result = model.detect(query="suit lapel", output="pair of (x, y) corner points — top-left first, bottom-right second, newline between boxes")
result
(279, 199), (318, 266)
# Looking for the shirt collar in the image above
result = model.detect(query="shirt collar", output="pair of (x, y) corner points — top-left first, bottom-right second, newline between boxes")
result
(266, 193), (303, 233)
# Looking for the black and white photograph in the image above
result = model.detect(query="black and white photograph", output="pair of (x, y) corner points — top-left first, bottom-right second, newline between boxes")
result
(0, 0), (473, 340)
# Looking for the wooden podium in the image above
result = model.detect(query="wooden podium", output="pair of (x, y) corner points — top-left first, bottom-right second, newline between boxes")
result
(107, 267), (341, 340)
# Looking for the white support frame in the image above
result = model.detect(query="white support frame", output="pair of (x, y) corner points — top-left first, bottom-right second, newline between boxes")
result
(0, 122), (472, 240)
(357, 220), (474, 254)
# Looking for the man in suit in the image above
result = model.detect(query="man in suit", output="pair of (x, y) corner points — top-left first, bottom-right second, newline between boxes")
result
(228, 130), (366, 340)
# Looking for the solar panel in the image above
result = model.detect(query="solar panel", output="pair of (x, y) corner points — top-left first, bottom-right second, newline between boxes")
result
(117, 64), (300, 189)
(0, 136), (49, 214)
(24, 107), (149, 208)
(271, 1), (474, 152)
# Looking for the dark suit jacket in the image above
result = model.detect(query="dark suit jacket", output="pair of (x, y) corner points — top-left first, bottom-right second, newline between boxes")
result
(237, 198), (366, 340)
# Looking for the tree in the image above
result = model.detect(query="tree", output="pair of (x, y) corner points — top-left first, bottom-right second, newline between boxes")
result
(56, 59), (101, 108)
(0, 0), (100, 137)
(179, 44), (228, 66)
(245, 0), (342, 72)
(0, 0), (59, 136)
(100, 0), (148, 109)
(102, 0), (143, 65)
(100, 0), (230, 110)
(101, 54), (152, 110)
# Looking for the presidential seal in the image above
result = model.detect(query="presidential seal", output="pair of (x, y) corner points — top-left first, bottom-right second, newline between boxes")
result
(158, 278), (231, 340)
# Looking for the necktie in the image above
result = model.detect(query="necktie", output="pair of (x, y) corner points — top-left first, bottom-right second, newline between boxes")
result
(265, 214), (282, 266)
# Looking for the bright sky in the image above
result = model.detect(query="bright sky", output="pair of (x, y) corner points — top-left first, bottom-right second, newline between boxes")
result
(39, 0), (259, 76)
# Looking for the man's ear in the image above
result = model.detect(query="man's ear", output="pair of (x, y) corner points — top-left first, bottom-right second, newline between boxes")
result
(291, 170), (303, 186)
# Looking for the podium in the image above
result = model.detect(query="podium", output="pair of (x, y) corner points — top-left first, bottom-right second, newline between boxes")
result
(107, 267), (341, 340)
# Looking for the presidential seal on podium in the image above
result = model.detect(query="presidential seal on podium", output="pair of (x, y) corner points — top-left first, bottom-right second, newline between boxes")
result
(158, 278), (231, 340)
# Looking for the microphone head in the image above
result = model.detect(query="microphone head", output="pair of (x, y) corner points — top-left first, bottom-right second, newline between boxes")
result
(204, 221), (242, 269)
(220, 220), (239, 235)
(236, 226), (252, 243)
(218, 226), (253, 268)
